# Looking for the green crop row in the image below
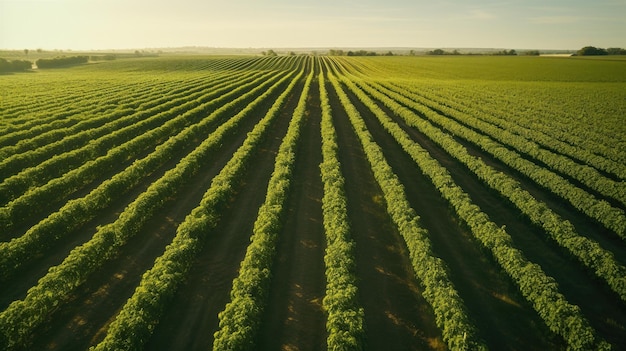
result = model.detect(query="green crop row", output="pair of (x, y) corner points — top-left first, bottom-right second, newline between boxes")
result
(334, 68), (609, 350)
(388, 81), (626, 207)
(356, 77), (626, 302)
(0, 68), (238, 161)
(318, 70), (365, 351)
(212, 64), (312, 351)
(0, 69), (288, 282)
(325, 63), (486, 351)
(0, 66), (297, 349)
(93, 58), (307, 351)
(371, 80), (626, 242)
(0, 69), (270, 202)
(0, 69), (274, 233)
(398, 83), (626, 181)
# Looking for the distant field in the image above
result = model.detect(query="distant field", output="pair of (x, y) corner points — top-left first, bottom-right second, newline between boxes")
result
(0, 55), (625, 350)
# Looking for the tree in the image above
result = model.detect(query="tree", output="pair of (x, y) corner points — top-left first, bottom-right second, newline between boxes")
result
(577, 46), (608, 56)
(429, 49), (446, 55)
(24, 49), (29, 56)
(606, 47), (626, 55)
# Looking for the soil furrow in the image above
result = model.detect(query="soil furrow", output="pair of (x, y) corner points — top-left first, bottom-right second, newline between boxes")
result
(342, 83), (561, 350)
(327, 78), (445, 351)
(144, 73), (305, 351)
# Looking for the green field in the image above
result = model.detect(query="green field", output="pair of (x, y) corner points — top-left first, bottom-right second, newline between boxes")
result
(0, 55), (625, 350)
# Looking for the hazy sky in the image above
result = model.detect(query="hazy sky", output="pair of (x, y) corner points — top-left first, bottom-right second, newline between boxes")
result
(1, 0), (625, 50)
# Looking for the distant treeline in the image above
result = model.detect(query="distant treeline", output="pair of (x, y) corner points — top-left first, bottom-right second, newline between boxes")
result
(328, 49), (394, 56)
(0, 58), (32, 72)
(36, 56), (89, 68)
(90, 54), (117, 61)
(576, 46), (626, 56)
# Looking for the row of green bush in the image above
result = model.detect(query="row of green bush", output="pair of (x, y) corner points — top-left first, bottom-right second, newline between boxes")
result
(0, 58), (31, 72)
(396, 82), (625, 209)
(341, 72), (610, 349)
(93, 59), (307, 351)
(212, 65), (312, 351)
(318, 70), (365, 350)
(0, 65), (297, 349)
(0, 69), (274, 235)
(0, 69), (287, 282)
(326, 63), (485, 351)
(398, 82), (626, 181)
(367, 80), (626, 298)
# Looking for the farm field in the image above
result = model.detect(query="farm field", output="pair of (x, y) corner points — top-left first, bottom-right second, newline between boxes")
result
(0, 54), (625, 350)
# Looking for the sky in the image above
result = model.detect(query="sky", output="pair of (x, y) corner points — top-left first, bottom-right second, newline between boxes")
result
(1, 0), (625, 50)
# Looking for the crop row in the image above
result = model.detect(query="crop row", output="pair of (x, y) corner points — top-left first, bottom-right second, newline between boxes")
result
(0, 62), (299, 349)
(0, 56), (260, 140)
(325, 60), (486, 351)
(0, 67), (290, 281)
(366, 80), (626, 241)
(318, 70), (366, 350)
(398, 83), (626, 181)
(0, 69), (278, 234)
(331, 63), (609, 350)
(92, 59), (308, 351)
(0, 68), (267, 188)
(339, 69), (626, 302)
(212, 65), (313, 351)
(389, 81), (626, 207)
(0, 68), (237, 160)
(438, 83), (625, 166)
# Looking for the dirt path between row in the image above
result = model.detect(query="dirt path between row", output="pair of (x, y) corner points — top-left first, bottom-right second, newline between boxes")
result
(385, 100), (626, 346)
(255, 78), (327, 351)
(327, 79), (446, 351)
(343, 84), (561, 350)
(22, 80), (293, 351)
(145, 74), (306, 351)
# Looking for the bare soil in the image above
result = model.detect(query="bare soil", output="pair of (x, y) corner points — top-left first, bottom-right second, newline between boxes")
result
(327, 80), (446, 350)
(145, 74), (306, 350)
(255, 78), (327, 351)
(371, 85), (626, 348)
(18, 82), (291, 351)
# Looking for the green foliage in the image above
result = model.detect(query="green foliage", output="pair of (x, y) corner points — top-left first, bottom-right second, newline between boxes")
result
(0, 58), (32, 72)
(325, 61), (486, 351)
(0, 58), (303, 349)
(36, 56), (89, 68)
(213, 63), (313, 351)
(577, 46), (608, 56)
(332, 63), (609, 349)
(319, 71), (365, 351)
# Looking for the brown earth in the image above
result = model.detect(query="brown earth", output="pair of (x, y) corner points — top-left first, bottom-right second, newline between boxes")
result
(327, 78), (446, 350)
(145, 72), (306, 350)
(255, 78), (328, 350)
(17, 78), (293, 350)
(366, 83), (626, 348)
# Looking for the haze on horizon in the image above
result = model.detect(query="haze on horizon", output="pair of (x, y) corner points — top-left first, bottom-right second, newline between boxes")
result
(1, 0), (625, 51)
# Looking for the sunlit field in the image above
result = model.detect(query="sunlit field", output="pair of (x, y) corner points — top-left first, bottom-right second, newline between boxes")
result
(1, 55), (625, 350)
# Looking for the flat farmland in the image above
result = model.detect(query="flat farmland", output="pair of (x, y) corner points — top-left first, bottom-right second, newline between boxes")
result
(0, 54), (625, 350)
